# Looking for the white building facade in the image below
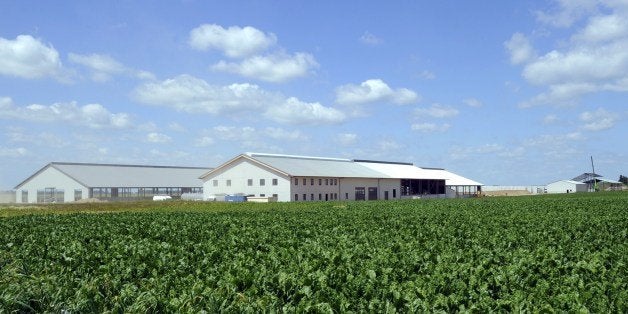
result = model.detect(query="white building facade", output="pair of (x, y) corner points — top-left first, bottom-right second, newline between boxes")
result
(200, 153), (482, 202)
(546, 180), (587, 194)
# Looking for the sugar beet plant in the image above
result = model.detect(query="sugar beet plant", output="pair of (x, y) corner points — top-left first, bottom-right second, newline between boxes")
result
(1, 193), (627, 312)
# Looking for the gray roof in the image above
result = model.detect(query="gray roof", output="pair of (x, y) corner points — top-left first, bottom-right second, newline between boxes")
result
(200, 153), (481, 186)
(249, 153), (386, 178)
(16, 162), (211, 189)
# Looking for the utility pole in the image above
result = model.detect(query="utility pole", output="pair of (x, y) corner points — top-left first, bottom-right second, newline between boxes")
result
(590, 156), (596, 192)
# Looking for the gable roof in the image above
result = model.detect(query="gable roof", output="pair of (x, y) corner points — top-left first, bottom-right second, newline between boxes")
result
(16, 162), (211, 189)
(572, 173), (602, 182)
(548, 179), (587, 185)
(200, 153), (483, 186)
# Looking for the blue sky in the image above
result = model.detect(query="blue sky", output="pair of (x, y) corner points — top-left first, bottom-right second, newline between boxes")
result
(1, 0), (626, 189)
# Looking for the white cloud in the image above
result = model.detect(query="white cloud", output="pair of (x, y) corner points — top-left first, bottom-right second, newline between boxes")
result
(411, 123), (451, 132)
(335, 133), (358, 146)
(335, 79), (420, 105)
(513, 3), (628, 106)
(377, 139), (402, 151)
(0, 147), (28, 157)
(419, 70), (436, 80)
(264, 127), (306, 141)
(535, 0), (599, 28)
(134, 74), (277, 114)
(146, 132), (172, 143)
(0, 35), (64, 79)
(543, 114), (559, 124)
(168, 122), (186, 132)
(189, 24), (277, 58)
(211, 126), (257, 141)
(0, 97), (132, 129)
(265, 97), (345, 125)
(504, 33), (536, 65)
(579, 108), (618, 131)
(360, 31), (382, 45)
(68, 53), (155, 82)
(195, 136), (214, 147)
(212, 52), (318, 83)
(134, 75), (345, 125)
(414, 103), (459, 118)
(463, 98), (483, 107)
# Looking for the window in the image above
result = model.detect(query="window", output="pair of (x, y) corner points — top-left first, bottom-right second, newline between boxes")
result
(227, 180), (231, 186)
(345, 193), (349, 200)
(319, 179), (322, 185)
(294, 178), (299, 185)
(260, 179), (265, 186)
(319, 193), (322, 200)
(213, 180), (218, 187)
(311, 193), (314, 201)
(392, 189), (396, 198)
(260, 194), (265, 197)
(248, 179), (253, 186)
(325, 179), (329, 185)
(295, 194), (299, 201)
(74, 189), (82, 201)
(272, 178), (278, 186)
(21, 190), (28, 203)
(334, 179), (338, 185)
(303, 194), (307, 201)
(303, 178), (307, 185)
(311, 178), (314, 185)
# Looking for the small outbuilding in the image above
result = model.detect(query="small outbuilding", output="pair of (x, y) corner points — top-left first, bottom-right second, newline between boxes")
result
(546, 180), (587, 194)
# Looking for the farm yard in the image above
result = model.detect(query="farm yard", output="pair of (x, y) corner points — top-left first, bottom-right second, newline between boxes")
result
(1, 192), (627, 312)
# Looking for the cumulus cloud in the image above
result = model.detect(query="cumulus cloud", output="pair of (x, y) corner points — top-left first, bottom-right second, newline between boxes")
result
(194, 136), (215, 147)
(68, 53), (155, 82)
(0, 97), (131, 129)
(265, 97), (345, 125)
(510, 2), (628, 107)
(134, 75), (345, 125)
(360, 31), (382, 45)
(146, 132), (172, 143)
(264, 127), (307, 141)
(414, 104), (459, 118)
(212, 52), (318, 83)
(463, 98), (483, 107)
(0, 35), (64, 80)
(133, 75), (277, 114)
(189, 24), (277, 58)
(504, 33), (536, 65)
(335, 79), (420, 105)
(579, 108), (618, 131)
(535, 0), (599, 28)
(411, 123), (451, 133)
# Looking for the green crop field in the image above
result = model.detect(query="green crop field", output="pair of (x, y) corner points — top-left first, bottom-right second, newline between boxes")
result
(1, 192), (627, 312)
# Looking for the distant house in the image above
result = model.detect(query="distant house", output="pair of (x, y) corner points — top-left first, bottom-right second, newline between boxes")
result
(15, 162), (211, 203)
(546, 180), (587, 194)
(199, 152), (482, 202)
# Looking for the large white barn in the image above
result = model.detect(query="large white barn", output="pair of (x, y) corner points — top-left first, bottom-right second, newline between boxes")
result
(15, 162), (210, 203)
(199, 153), (482, 202)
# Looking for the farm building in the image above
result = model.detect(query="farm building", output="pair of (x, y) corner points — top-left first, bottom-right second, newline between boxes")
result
(15, 162), (211, 203)
(199, 153), (482, 202)
(571, 173), (623, 191)
(546, 180), (587, 194)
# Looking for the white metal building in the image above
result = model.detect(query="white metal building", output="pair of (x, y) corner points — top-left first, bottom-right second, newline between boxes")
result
(546, 180), (587, 194)
(199, 153), (482, 202)
(15, 162), (211, 203)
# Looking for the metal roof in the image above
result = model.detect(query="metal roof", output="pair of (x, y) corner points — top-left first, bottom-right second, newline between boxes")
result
(248, 153), (386, 178)
(16, 162), (211, 189)
(241, 153), (482, 185)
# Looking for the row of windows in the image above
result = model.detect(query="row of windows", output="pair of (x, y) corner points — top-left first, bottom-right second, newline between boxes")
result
(212, 178), (279, 187)
(294, 193), (339, 201)
(294, 177), (338, 186)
